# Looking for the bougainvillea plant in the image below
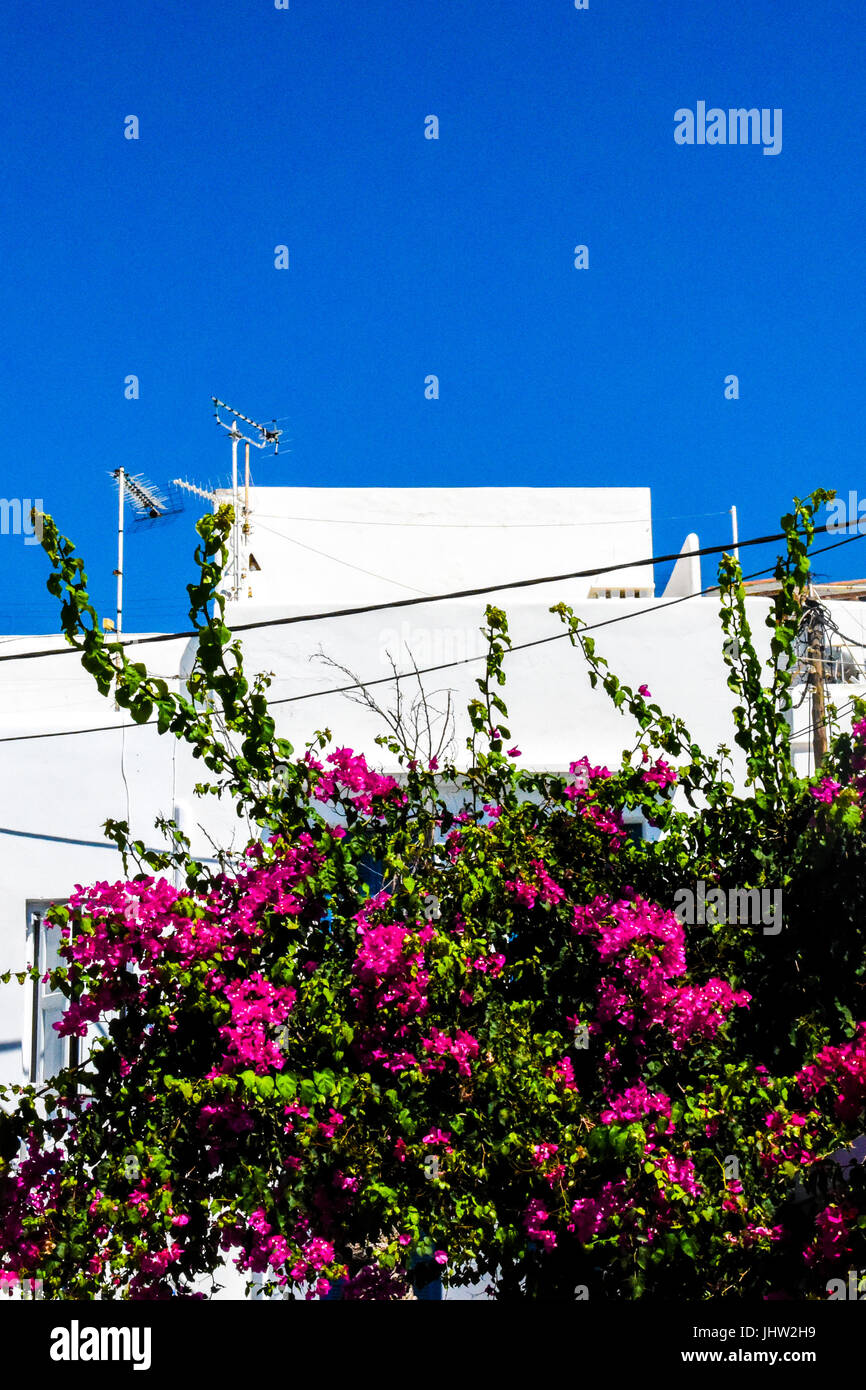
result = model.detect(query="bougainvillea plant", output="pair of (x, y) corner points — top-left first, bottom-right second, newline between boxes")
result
(1, 488), (865, 1300)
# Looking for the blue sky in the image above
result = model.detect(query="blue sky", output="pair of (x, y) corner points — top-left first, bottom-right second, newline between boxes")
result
(1, 0), (864, 632)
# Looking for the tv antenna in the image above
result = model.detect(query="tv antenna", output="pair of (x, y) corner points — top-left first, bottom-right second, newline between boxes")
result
(212, 398), (283, 454)
(110, 470), (172, 635)
(212, 398), (282, 599)
(171, 478), (219, 505)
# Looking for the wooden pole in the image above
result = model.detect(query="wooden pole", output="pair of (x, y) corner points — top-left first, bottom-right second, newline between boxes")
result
(807, 599), (828, 768)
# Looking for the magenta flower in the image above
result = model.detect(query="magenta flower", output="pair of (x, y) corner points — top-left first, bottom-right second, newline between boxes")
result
(531, 1142), (559, 1164)
(422, 1128), (453, 1147)
(523, 1199), (557, 1251)
(809, 776), (842, 804)
(641, 758), (678, 790)
(319, 1109), (345, 1140)
(505, 878), (538, 909)
(600, 1081), (671, 1124)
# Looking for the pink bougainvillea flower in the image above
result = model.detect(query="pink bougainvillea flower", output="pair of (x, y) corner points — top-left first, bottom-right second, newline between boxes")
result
(319, 1109), (345, 1140)
(422, 1128), (452, 1147)
(505, 878), (538, 909)
(641, 758), (677, 790)
(600, 1081), (671, 1124)
(809, 777), (842, 804)
(531, 1142), (559, 1166)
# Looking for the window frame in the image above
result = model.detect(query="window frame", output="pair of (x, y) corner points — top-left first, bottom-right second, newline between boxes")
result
(24, 899), (78, 1085)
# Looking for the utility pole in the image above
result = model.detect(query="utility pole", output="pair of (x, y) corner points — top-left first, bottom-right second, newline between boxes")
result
(804, 595), (828, 768)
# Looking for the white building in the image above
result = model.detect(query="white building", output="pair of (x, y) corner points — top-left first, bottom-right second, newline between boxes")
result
(0, 485), (862, 1296)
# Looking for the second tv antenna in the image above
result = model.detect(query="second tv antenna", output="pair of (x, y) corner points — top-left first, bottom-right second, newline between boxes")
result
(212, 398), (283, 599)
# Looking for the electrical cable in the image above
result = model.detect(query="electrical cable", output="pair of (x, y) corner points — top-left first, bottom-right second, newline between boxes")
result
(789, 698), (858, 743)
(2, 530), (864, 745)
(120, 722), (131, 825)
(0, 519), (853, 667)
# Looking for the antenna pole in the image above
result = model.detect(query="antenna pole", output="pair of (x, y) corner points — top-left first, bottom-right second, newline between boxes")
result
(116, 467), (125, 635)
(230, 422), (240, 599)
(730, 505), (739, 564)
(211, 398), (281, 599)
(243, 440), (251, 588)
(108, 469), (169, 635)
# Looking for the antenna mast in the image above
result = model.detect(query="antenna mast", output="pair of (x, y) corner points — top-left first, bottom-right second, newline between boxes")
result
(111, 470), (171, 635)
(211, 398), (282, 600)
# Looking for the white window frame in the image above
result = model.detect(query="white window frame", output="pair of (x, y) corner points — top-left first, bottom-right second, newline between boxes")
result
(24, 899), (77, 1085)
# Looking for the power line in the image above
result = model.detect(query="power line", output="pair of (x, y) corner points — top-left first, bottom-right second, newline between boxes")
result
(0, 519), (850, 667)
(823, 616), (866, 652)
(789, 698), (858, 744)
(265, 533), (864, 709)
(2, 530), (863, 746)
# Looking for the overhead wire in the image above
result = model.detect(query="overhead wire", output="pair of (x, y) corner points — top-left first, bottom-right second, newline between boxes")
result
(1, 529), (864, 745)
(789, 698), (858, 744)
(0, 518), (853, 667)
(264, 529), (866, 708)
